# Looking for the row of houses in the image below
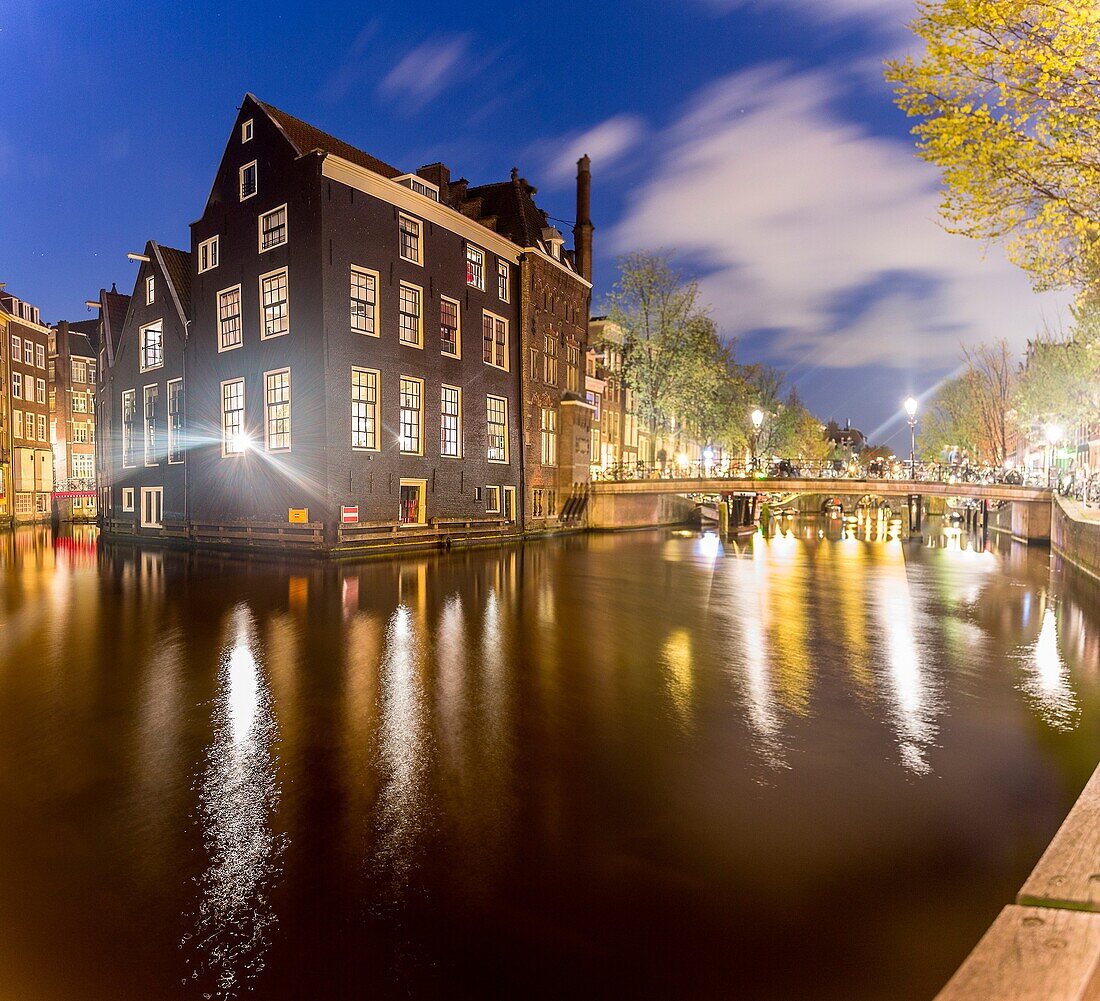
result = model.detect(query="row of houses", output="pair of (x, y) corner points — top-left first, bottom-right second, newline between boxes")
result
(40, 94), (595, 552)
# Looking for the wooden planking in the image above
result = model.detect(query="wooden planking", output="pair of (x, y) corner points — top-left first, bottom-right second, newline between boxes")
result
(935, 905), (1100, 1001)
(1019, 764), (1100, 912)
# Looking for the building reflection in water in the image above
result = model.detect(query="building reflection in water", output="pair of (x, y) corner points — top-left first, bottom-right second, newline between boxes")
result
(661, 627), (694, 731)
(186, 604), (283, 999)
(1021, 603), (1078, 730)
(877, 542), (939, 774)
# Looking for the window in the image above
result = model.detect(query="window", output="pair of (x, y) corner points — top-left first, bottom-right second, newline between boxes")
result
(440, 296), (460, 357)
(141, 321), (163, 370)
(350, 267), (378, 335)
(89, 361), (96, 384)
(10, 335), (18, 359)
(264, 369), (291, 451)
(541, 406), (558, 466)
(466, 245), (484, 289)
(352, 368), (379, 450)
(440, 385), (461, 457)
(36, 344), (45, 369)
(13, 411), (22, 439)
(259, 205), (287, 252)
(24, 341), (32, 365)
(497, 260), (509, 302)
(482, 311), (508, 369)
(11, 372), (20, 399)
(487, 395), (508, 463)
(198, 236), (219, 273)
(399, 377), (423, 454)
(24, 414), (34, 442)
(144, 385), (160, 465)
(72, 424), (88, 444)
(398, 282), (422, 347)
(36, 414), (46, 443)
(240, 161), (257, 200)
(122, 487), (135, 512)
(260, 269), (289, 338)
(543, 334), (558, 384)
(399, 214), (422, 265)
(398, 479), (426, 525)
(586, 390), (601, 421)
(72, 359), (87, 383)
(168, 379), (183, 463)
(567, 341), (580, 393)
(221, 379), (246, 455)
(36, 378), (45, 404)
(218, 286), (243, 350)
(241, 119), (253, 142)
(72, 391), (88, 413)
(485, 485), (500, 513)
(145, 274), (155, 305)
(122, 389), (136, 467)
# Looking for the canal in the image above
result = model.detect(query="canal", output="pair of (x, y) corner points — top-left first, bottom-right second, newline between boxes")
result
(0, 522), (1097, 1000)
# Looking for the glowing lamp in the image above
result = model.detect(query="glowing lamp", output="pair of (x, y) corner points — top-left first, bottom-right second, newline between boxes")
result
(751, 409), (764, 430)
(904, 397), (918, 418)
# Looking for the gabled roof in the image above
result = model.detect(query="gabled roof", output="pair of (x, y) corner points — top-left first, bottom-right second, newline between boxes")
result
(64, 318), (100, 356)
(154, 244), (192, 322)
(253, 95), (402, 179)
(463, 173), (549, 248)
(101, 285), (131, 365)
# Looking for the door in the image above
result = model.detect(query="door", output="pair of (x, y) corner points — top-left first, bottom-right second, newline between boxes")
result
(398, 479), (425, 524)
(140, 487), (163, 528)
(502, 486), (516, 523)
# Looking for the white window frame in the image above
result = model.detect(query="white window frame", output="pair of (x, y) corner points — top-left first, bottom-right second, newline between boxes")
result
(122, 389), (136, 468)
(36, 344), (45, 369)
(485, 485), (501, 514)
(139, 486), (163, 529)
(13, 410), (22, 439)
(466, 244), (485, 290)
(440, 295), (461, 358)
(140, 320), (164, 372)
(440, 384), (462, 458)
(221, 378), (246, 457)
(122, 487), (135, 512)
(36, 378), (45, 404)
(217, 284), (243, 352)
(264, 368), (292, 452)
(145, 274), (155, 305)
(497, 260), (510, 302)
(351, 367), (380, 451)
(258, 204), (288, 253)
(258, 267), (289, 339)
(397, 281), (423, 348)
(144, 384), (160, 467)
(350, 266), (379, 336)
(239, 160), (258, 201)
(12, 371), (21, 399)
(167, 377), (184, 464)
(198, 236), (219, 273)
(482, 310), (509, 371)
(398, 213), (423, 266)
(241, 119), (253, 143)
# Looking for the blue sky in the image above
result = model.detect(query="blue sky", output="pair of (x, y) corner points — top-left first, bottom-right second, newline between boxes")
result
(0, 0), (1064, 447)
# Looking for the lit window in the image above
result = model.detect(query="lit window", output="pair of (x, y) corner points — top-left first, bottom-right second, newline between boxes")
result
(36, 344), (45, 369)
(466, 245), (484, 289)
(541, 406), (558, 466)
(36, 414), (45, 441)
(259, 205), (287, 252)
(122, 389), (136, 467)
(72, 424), (88, 444)
(399, 480), (425, 524)
(240, 161), (257, 200)
(264, 369), (291, 451)
(140, 321), (163, 370)
(441, 385), (461, 457)
(144, 385), (160, 465)
(487, 395), (508, 463)
(399, 214), (422, 265)
(168, 379), (184, 463)
(399, 377), (423, 454)
(485, 485), (500, 513)
(260, 269), (289, 338)
(241, 119), (253, 143)
(72, 359), (87, 383)
(543, 334), (558, 384)
(199, 236), (219, 273)
(497, 260), (509, 302)
(36, 378), (45, 404)
(13, 411), (22, 438)
(440, 297), (460, 356)
(482, 311), (508, 369)
(398, 283), (422, 347)
(350, 267), (378, 335)
(221, 379), (246, 455)
(218, 286), (243, 350)
(352, 368), (379, 450)
(145, 275), (155, 305)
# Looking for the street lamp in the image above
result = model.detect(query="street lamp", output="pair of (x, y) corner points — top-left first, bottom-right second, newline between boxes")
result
(904, 397), (918, 480)
(751, 408), (764, 475)
(1045, 422), (1063, 488)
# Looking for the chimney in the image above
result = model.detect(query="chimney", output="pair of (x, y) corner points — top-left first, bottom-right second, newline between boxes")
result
(417, 162), (451, 202)
(573, 154), (593, 283)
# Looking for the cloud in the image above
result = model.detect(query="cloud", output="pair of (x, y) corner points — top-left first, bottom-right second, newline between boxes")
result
(318, 22), (380, 105)
(613, 64), (1067, 371)
(703, 0), (914, 31)
(378, 35), (471, 110)
(539, 115), (646, 187)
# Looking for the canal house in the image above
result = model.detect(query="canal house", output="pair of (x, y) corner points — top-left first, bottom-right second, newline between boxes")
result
(49, 318), (101, 521)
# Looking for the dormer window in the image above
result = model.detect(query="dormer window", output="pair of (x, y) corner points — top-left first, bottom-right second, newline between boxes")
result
(145, 275), (155, 305)
(240, 161), (258, 201)
(542, 226), (565, 260)
(394, 174), (440, 202)
(242, 119), (254, 143)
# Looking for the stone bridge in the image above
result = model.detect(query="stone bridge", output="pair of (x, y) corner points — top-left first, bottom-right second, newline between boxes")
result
(587, 477), (1054, 542)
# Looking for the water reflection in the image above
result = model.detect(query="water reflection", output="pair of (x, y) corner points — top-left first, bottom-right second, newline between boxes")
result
(1021, 604), (1078, 729)
(186, 604), (283, 999)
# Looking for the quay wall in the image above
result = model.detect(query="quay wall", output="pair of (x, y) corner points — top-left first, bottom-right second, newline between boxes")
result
(1051, 496), (1100, 580)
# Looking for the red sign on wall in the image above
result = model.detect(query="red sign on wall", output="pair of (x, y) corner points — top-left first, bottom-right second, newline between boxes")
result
(341, 505), (359, 524)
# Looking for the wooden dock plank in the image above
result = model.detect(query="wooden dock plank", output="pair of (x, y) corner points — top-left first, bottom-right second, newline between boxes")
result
(1019, 765), (1100, 913)
(935, 905), (1100, 1001)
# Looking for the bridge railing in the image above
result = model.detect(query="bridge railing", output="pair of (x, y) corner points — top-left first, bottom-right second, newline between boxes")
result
(53, 478), (97, 493)
(591, 460), (1048, 488)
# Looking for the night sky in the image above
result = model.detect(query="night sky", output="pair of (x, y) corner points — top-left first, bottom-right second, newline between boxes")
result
(0, 0), (1066, 450)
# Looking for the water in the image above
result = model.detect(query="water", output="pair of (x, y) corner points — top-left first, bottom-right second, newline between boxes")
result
(0, 522), (1097, 1000)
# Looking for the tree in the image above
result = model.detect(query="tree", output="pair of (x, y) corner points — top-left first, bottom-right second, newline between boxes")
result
(920, 373), (986, 460)
(961, 340), (1016, 465)
(887, 1), (1100, 290)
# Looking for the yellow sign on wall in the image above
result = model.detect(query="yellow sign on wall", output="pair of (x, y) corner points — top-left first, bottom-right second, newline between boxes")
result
(288, 508), (308, 524)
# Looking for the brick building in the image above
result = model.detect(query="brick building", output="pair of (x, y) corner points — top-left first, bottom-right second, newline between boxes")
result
(49, 318), (100, 521)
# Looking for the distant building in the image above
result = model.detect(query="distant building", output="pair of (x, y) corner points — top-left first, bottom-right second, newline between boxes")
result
(587, 318), (639, 473)
(1, 290), (52, 522)
(97, 94), (593, 550)
(49, 318), (100, 521)
(824, 419), (867, 454)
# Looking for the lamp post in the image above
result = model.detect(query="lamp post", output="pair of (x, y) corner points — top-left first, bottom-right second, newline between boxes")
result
(751, 408), (764, 475)
(1045, 422), (1063, 489)
(904, 397), (918, 480)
